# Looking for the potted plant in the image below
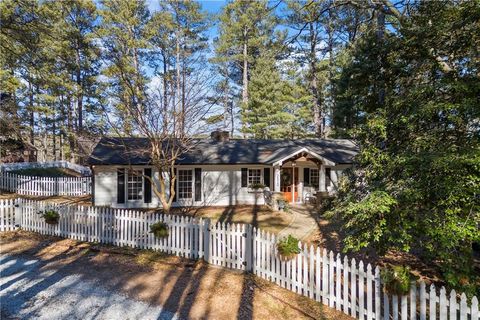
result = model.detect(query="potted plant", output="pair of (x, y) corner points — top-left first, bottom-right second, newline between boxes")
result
(150, 221), (169, 239)
(380, 265), (412, 296)
(249, 183), (266, 191)
(277, 235), (301, 261)
(40, 210), (60, 225)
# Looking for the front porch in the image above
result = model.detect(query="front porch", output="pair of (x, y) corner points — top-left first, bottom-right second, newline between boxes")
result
(271, 147), (338, 204)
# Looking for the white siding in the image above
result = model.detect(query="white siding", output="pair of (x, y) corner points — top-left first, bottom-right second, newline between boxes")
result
(93, 167), (116, 206)
(93, 163), (351, 208)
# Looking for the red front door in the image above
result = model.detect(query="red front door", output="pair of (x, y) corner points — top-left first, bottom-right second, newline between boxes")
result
(280, 168), (298, 203)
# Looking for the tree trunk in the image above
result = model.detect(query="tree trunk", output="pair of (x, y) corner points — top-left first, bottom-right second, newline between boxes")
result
(76, 46), (83, 131)
(376, 8), (386, 106)
(162, 52), (169, 131)
(242, 27), (249, 107)
(309, 21), (322, 137)
(67, 95), (76, 163)
(28, 81), (34, 146)
(326, 8), (336, 138)
(176, 33), (181, 135)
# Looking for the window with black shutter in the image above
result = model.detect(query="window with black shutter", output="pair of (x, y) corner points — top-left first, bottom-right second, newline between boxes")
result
(241, 168), (248, 187)
(172, 168), (177, 202)
(117, 168), (125, 204)
(263, 168), (271, 189)
(195, 168), (202, 201)
(144, 168), (152, 203)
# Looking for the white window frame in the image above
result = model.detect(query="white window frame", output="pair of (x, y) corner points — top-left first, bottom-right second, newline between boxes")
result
(247, 168), (262, 187)
(178, 169), (193, 199)
(127, 169), (143, 201)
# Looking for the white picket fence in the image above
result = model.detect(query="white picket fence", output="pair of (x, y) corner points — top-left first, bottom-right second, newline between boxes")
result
(0, 172), (91, 196)
(0, 198), (478, 320)
(0, 161), (91, 176)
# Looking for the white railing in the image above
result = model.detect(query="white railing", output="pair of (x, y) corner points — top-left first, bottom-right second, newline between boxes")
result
(0, 161), (91, 176)
(0, 172), (91, 196)
(0, 198), (478, 320)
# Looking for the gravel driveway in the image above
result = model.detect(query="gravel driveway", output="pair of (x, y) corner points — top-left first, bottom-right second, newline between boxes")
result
(0, 254), (178, 320)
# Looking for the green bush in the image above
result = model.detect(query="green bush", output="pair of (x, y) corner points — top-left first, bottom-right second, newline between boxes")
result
(277, 235), (301, 260)
(41, 210), (60, 225)
(150, 221), (169, 238)
(380, 265), (412, 296)
(249, 183), (266, 190)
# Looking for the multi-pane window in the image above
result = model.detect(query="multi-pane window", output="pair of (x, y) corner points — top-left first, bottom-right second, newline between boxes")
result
(248, 169), (262, 186)
(310, 169), (319, 189)
(127, 169), (143, 200)
(178, 169), (193, 199)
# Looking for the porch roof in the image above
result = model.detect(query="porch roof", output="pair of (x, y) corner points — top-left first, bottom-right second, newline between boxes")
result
(88, 137), (358, 166)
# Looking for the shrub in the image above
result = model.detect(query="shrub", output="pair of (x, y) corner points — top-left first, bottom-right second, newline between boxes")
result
(277, 235), (301, 260)
(249, 183), (266, 190)
(380, 265), (412, 296)
(41, 210), (60, 225)
(150, 221), (169, 238)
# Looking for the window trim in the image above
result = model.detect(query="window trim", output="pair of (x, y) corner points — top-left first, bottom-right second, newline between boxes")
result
(247, 168), (262, 187)
(127, 169), (143, 201)
(178, 169), (193, 200)
(308, 168), (320, 189)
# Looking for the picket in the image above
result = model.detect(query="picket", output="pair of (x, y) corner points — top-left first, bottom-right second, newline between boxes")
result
(0, 198), (479, 320)
(0, 172), (91, 196)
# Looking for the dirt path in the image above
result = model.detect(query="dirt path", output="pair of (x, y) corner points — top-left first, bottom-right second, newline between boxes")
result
(0, 231), (352, 320)
(277, 205), (319, 241)
(0, 255), (178, 320)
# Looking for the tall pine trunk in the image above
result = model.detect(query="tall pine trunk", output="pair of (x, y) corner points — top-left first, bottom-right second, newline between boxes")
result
(309, 21), (322, 137)
(376, 8), (386, 106)
(76, 45), (83, 131)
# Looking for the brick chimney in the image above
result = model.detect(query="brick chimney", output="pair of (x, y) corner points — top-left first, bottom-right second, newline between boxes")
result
(210, 130), (230, 142)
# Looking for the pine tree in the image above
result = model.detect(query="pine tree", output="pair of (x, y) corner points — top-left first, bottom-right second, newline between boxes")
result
(214, 0), (280, 133)
(100, 0), (150, 135)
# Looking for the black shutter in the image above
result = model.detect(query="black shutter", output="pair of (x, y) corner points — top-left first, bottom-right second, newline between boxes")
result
(195, 168), (202, 201)
(117, 168), (125, 204)
(304, 168), (310, 186)
(172, 168), (177, 202)
(326, 168), (332, 187)
(241, 168), (248, 187)
(144, 168), (152, 203)
(263, 167), (271, 189)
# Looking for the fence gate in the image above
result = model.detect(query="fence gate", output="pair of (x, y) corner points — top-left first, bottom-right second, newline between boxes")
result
(206, 222), (252, 271)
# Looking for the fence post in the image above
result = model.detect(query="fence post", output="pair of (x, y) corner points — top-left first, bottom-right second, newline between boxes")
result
(203, 218), (211, 263)
(14, 198), (23, 229)
(245, 224), (253, 272)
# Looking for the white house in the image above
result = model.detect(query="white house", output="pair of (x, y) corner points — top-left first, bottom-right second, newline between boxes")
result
(87, 131), (358, 208)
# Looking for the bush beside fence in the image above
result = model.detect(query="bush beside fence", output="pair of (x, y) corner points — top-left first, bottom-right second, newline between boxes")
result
(0, 198), (478, 320)
(0, 172), (91, 196)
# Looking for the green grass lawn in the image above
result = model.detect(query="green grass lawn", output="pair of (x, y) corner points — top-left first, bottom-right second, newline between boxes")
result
(10, 167), (80, 177)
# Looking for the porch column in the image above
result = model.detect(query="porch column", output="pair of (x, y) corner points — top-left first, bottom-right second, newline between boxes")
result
(274, 166), (281, 192)
(319, 164), (326, 192)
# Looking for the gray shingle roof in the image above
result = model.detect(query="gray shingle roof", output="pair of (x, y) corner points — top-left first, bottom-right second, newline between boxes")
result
(88, 137), (358, 166)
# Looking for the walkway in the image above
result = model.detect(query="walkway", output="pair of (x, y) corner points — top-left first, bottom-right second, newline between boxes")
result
(277, 204), (318, 240)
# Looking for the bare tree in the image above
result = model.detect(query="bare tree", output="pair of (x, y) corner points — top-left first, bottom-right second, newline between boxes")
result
(106, 66), (217, 213)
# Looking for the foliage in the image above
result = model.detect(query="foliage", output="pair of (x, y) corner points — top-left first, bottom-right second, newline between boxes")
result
(40, 210), (60, 225)
(331, 1), (480, 295)
(150, 221), (169, 239)
(380, 265), (412, 296)
(277, 235), (301, 260)
(249, 183), (266, 190)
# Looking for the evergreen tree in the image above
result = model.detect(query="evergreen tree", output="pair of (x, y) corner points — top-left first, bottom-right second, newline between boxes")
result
(214, 0), (281, 133)
(99, 0), (150, 135)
